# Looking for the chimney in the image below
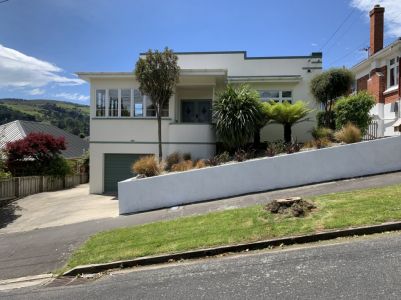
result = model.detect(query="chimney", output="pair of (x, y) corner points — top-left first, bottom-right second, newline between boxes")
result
(369, 5), (385, 56)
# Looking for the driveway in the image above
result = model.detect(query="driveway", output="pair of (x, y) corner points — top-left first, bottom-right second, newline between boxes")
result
(0, 184), (118, 234)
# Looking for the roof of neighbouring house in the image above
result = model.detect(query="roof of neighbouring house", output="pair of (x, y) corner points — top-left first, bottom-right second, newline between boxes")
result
(0, 120), (89, 159)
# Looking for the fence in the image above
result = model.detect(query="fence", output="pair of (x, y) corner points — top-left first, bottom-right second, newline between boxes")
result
(363, 120), (379, 140)
(0, 173), (89, 202)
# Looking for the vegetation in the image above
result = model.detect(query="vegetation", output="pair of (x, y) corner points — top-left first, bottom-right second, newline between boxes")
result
(310, 68), (354, 128)
(4, 132), (70, 177)
(135, 48), (180, 160)
(263, 101), (311, 143)
(0, 157), (11, 179)
(132, 155), (163, 177)
(0, 99), (89, 136)
(171, 160), (194, 172)
(65, 184), (401, 269)
(311, 127), (334, 141)
(165, 152), (182, 171)
(335, 91), (375, 134)
(213, 85), (265, 150)
(335, 123), (362, 144)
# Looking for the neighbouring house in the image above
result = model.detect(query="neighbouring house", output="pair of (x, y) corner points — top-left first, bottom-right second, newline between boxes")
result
(77, 51), (322, 194)
(0, 120), (89, 159)
(352, 5), (401, 137)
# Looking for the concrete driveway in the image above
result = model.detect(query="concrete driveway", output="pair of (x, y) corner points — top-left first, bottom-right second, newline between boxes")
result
(0, 184), (118, 234)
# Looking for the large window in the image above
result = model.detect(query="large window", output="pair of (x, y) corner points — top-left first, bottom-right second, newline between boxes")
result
(96, 89), (106, 116)
(94, 88), (169, 118)
(388, 57), (400, 88)
(121, 89), (131, 117)
(259, 90), (293, 104)
(108, 89), (119, 117)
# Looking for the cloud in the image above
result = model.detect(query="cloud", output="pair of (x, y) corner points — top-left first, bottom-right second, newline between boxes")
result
(311, 43), (318, 47)
(54, 92), (89, 102)
(350, 0), (401, 37)
(0, 44), (84, 88)
(28, 88), (45, 96)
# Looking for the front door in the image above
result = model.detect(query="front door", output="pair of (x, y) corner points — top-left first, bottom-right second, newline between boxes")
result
(181, 100), (212, 123)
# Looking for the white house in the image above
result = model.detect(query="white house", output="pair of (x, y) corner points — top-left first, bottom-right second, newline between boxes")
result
(77, 51), (322, 194)
(352, 5), (401, 137)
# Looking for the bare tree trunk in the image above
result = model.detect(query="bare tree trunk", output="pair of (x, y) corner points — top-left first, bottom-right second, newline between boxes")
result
(284, 123), (292, 144)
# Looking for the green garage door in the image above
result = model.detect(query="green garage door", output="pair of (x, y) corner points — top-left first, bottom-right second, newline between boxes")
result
(104, 154), (142, 193)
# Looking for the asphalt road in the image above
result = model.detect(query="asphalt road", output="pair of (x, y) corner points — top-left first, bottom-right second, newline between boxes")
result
(0, 171), (401, 280)
(3, 232), (401, 299)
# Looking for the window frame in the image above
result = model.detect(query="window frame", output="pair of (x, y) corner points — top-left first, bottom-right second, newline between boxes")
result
(258, 90), (293, 104)
(388, 56), (400, 88)
(95, 89), (106, 117)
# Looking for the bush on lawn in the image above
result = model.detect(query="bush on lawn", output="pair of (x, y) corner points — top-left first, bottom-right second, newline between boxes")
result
(132, 155), (163, 177)
(335, 123), (362, 144)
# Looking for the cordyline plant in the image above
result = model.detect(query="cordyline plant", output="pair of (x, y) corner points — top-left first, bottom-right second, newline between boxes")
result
(5, 132), (67, 176)
(134, 48), (180, 160)
(213, 85), (266, 150)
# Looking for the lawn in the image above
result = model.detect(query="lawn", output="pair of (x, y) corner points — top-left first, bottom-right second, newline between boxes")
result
(65, 184), (401, 270)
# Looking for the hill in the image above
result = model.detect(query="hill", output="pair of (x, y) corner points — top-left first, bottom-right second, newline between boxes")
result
(0, 99), (89, 136)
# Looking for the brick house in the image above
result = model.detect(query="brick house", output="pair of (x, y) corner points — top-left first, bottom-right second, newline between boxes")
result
(352, 5), (401, 137)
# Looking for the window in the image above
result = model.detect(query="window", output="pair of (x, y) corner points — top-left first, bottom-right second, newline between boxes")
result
(134, 89), (143, 116)
(121, 89), (131, 117)
(146, 96), (169, 117)
(389, 57), (399, 88)
(96, 89), (106, 116)
(108, 89), (118, 117)
(259, 90), (293, 103)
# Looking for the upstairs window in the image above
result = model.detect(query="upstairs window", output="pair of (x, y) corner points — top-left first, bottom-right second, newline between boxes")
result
(96, 89), (106, 116)
(108, 89), (119, 117)
(121, 89), (131, 117)
(146, 96), (169, 117)
(259, 90), (293, 104)
(134, 89), (143, 116)
(388, 57), (399, 88)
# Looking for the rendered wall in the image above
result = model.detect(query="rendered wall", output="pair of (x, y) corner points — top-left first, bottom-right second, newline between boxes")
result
(119, 136), (401, 214)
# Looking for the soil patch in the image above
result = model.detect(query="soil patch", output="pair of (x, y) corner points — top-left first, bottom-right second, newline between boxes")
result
(265, 197), (316, 217)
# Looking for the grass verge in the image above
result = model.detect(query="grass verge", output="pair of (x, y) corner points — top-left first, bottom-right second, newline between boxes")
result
(65, 184), (401, 271)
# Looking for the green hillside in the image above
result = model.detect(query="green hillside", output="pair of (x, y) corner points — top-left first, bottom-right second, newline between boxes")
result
(0, 99), (90, 136)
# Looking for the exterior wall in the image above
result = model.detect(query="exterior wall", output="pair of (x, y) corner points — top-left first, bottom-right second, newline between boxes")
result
(119, 136), (401, 214)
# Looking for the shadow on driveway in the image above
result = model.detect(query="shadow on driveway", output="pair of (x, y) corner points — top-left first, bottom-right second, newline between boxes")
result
(0, 200), (21, 229)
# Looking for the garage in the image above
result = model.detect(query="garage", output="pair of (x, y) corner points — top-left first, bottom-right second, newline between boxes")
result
(104, 154), (143, 193)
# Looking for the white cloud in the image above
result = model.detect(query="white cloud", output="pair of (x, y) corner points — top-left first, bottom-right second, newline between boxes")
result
(351, 0), (401, 37)
(54, 92), (89, 102)
(0, 44), (84, 88)
(28, 88), (45, 96)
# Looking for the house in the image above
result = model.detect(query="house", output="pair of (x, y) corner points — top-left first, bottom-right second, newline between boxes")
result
(77, 51), (322, 194)
(0, 120), (89, 159)
(352, 5), (401, 137)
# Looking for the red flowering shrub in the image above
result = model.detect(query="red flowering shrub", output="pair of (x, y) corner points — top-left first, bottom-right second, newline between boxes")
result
(5, 132), (69, 176)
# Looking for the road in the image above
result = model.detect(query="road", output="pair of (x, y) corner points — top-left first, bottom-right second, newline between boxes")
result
(0, 171), (401, 280)
(2, 232), (401, 299)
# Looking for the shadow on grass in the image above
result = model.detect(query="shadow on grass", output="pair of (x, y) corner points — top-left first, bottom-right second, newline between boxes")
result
(0, 200), (21, 229)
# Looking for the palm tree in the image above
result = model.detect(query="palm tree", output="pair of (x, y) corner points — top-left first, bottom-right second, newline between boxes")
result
(213, 85), (266, 150)
(263, 101), (311, 143)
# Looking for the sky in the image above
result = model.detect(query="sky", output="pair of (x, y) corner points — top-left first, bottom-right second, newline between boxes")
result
(0, 0), (400, 104)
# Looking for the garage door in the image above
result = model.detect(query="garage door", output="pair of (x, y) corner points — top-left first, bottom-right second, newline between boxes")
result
(104, 154), (142, 193)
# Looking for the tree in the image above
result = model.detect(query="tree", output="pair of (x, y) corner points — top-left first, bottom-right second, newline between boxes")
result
(263, 101), (311, 143)
(4, 132), (69, 176)
(310, 68), (354, 128)
(134, 48), (180, 160)
(335, 91), (375, 134)
(213, 85), (266, 150)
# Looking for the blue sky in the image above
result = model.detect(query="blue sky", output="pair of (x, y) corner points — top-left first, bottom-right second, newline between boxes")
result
(0, 0), (400, 104)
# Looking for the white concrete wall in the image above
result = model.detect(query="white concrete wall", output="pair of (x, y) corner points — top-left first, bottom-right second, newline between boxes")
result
(119, 136), (401, 214)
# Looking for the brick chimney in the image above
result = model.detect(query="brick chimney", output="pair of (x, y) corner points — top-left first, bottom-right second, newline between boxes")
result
(369, 5), (385, 56)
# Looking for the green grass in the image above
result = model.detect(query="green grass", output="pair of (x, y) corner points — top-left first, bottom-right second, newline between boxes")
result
(65, 184), (401, 270)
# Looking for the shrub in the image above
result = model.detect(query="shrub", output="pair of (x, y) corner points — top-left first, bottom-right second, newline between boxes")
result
(132, 155), (162, 177)
(334, 123), (362, 144)
(44, 156), (72, 177)
(285, 142), (301, 154)
(314, 138), (332, 149)
(194, 159), (207, 169)
(182, 152), (192, 161)
(165, 152), (182, 171)
(208, 151), (231, 166)
(213, 85), (265, 150)
(171, 160), (193, 172)
(266, 140), (286, 157)
(335, 91), (375, 134)
(316, 111), (336, 130)
(311, 127), (334, 141)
